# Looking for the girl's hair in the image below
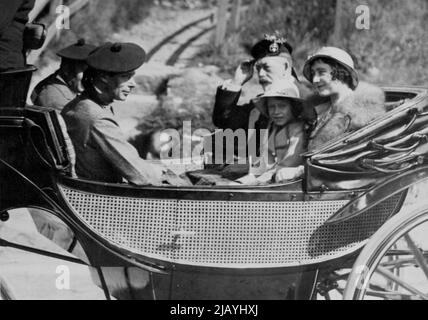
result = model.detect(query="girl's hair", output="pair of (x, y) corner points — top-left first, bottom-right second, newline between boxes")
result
(310, 57), (355, 89)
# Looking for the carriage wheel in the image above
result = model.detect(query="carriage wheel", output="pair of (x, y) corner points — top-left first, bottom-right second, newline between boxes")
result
(343, 206), (428, 300)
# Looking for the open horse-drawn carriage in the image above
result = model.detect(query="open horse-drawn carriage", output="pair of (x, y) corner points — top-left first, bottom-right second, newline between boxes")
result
(1, 67), (428, 300)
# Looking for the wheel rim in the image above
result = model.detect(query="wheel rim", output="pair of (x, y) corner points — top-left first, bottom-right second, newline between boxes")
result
(344, 208), (428, 300)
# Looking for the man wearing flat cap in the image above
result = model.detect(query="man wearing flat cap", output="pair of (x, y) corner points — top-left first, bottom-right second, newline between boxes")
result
(61, 42), (179, 187)
(31, 39), (96, 111)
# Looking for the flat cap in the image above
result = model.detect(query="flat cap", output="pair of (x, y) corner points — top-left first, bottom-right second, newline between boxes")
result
(251, 34), (293, 61)
(86, 42), (146, 73)
(57, 39), (96, 61)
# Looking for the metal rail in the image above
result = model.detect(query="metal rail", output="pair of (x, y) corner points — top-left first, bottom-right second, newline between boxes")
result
(28, 2), (251, 66)
(146, 13), (215, 61)
(165, 25), (215, 66)
(148, 3), (251, 65)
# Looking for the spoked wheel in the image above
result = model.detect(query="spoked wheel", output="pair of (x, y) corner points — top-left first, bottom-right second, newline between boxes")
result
(343, 207), (428, 300)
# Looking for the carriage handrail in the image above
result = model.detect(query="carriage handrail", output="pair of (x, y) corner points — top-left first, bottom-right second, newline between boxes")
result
(326, 165), (428, 224)
(305, 86), (428, 157)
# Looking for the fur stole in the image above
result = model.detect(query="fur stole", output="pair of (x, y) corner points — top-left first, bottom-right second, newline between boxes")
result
(305, 82), (387, 151)
(334, 81), (386, 130)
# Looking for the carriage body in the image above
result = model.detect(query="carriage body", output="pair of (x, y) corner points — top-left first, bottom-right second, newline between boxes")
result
(1, 68), (428, 299)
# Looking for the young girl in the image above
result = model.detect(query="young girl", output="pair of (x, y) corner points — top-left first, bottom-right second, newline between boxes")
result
(236, 86), (306, 185)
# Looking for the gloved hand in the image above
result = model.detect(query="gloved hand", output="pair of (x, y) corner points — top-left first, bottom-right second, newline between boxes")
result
(232, 59), (255, 87)
(162, 169), (193, 186)
(275, 166), (304, 183)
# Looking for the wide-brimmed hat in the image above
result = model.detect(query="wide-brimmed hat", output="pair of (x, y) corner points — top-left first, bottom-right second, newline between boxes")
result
(252, 86), (303, 117)
(57, 39), (96, 61)
(86, 42), (146, 73)
(303, 46), (359, 89)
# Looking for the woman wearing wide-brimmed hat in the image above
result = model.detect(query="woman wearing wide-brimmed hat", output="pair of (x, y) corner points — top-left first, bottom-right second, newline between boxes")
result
(302, 46), (386, 151)
(275, 46), (387, 182)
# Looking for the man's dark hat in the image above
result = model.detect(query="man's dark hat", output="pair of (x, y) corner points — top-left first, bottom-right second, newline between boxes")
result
(250, 34), (293, 60)
(57, 39), (96, 61)
(251, 34), (299, 80)
(86, 42), (146, 73)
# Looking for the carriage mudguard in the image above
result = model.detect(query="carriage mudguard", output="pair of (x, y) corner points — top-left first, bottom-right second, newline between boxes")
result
(326, 164), (428, 224)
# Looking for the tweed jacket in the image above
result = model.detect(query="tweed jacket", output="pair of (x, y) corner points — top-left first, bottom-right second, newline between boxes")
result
(61, 94), (164, 185)
(31, 72), (76, 111)
(307, 82), (387, 152)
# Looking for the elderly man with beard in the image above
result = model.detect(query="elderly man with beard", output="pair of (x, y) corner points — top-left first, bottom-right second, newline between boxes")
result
(31, 39), (96, 111)
(203, 34), (311, 183)
(212, 34), (308, 134)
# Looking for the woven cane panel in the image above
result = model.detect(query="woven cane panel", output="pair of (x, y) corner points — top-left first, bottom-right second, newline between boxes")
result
(59, 185), (403, 267)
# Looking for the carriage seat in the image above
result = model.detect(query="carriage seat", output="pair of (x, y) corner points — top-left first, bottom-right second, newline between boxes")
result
(0, 66), (75, 177)
(0, 66), (36, 109)
(25, 105), (76, 177)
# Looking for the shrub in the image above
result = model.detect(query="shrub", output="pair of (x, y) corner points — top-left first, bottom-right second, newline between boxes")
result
(41, 0), (154, 56)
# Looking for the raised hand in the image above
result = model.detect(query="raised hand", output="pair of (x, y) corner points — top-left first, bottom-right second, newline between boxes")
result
(275, 166), (304, 183)
(231, 60), (255, 87)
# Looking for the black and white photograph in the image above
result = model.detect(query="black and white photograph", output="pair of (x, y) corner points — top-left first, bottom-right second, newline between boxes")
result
(0, 0), (428, 306)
